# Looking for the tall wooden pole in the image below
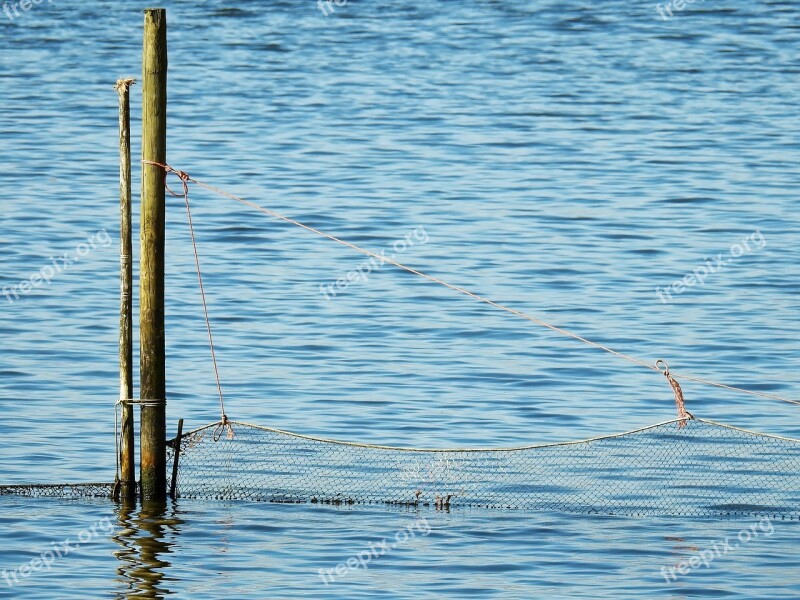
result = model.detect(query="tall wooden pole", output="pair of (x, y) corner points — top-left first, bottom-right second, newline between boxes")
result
(116, 77), (136, 500)
(140, 7), (168, 502)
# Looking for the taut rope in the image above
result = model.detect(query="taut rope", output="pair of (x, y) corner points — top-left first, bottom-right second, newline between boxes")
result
(142, 160), (800, 413)
(160, 166), (228, 425)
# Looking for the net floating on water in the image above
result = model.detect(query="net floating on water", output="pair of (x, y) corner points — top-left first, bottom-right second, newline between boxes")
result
(3, 419), (797, 517)
(0, 483), (114, 499)
(166, 418), (800, 518)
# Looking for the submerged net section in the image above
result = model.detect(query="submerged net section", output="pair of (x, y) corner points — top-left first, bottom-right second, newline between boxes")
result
(167, 418), (800, 518)
(0, 483), (114, 499)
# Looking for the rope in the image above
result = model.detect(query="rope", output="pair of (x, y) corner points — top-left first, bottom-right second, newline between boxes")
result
(152, 164), (228, 423)
(656, 360), (693, 427)
(141, 160), (800, 409)
(213, 418), (235, 442)
(169, 416), (800, 453)
(114, 398), (168, 480)
(117, 398), (167, 406)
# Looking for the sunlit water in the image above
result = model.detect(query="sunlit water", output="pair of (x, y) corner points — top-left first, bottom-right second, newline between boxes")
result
(1, 1), (799, 598)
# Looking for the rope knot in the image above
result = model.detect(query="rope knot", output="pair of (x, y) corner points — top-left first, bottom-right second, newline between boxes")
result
(141, 160), (190, 197)
(657, 360), (693, 428)
(213, 415), (235, 442)
(164, 168), (189, 198)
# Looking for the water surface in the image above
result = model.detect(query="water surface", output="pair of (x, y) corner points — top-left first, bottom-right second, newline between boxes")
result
(1, 0), (799, 597)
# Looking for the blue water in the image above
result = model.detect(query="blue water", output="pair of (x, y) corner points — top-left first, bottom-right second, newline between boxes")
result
(1, 0), (799, 597)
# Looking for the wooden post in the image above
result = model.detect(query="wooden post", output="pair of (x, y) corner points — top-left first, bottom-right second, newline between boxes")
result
(169, 418), (184, 500)
(116, 77), (136, 500)
(140, 7), (168, 502)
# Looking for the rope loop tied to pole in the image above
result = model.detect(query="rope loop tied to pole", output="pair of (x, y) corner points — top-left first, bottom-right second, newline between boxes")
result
(116, 398), (167, 407)
(114, 398), (168, 481)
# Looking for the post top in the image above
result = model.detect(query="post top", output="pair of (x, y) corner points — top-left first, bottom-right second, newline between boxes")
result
(143, 8), (167, 19)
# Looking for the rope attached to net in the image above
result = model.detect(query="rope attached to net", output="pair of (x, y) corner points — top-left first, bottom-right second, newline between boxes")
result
(656, 360), (693, 428)
(141, 160), (800, 412)
(157, 165), (230, 431)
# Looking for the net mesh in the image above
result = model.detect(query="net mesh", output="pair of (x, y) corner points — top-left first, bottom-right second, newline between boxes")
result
(166, 418), (800, 517)
(0, 483), (114, 499)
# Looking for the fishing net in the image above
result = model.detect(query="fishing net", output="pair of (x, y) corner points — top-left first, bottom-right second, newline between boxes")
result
(0, 483), (114, 499)
(165, 418), (800, 518)
(118, 165), (798, 518)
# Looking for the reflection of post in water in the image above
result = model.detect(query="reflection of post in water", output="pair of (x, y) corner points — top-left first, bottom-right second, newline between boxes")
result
(112, 499), (183, 598)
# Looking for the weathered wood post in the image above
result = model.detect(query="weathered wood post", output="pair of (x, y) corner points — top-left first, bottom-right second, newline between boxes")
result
(116, 77), (136, 500)
(140, 7), (168, 502)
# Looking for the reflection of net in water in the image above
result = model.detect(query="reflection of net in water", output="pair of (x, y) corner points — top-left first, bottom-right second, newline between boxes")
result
(165, 418), (800, 517)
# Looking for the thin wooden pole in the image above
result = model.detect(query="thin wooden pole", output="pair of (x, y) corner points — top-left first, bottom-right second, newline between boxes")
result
(169, 418), (184, 500)
(116, 77), (136, 500)
(140, 7), (168, 502)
